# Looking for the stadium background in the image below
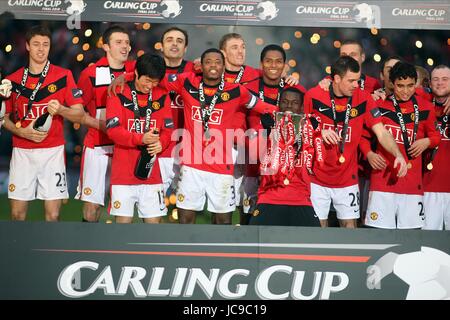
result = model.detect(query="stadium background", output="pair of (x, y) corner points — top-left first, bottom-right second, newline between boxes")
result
(0, 17), (448, 221)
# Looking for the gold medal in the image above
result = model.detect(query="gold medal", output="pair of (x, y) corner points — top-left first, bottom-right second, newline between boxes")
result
(427, 162), (433, 170)
(339, 155), (345, 163)
(407, 162), (412, 169)
(283, 178), (290, 185)
(15, 121), (21, 128)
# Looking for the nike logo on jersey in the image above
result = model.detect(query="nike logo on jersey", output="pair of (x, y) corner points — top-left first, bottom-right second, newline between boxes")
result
(380, 111), (391, 116)
(189, 89), (198, 94)
(124, 102), (134, 107)
(319, 106), (329, 112)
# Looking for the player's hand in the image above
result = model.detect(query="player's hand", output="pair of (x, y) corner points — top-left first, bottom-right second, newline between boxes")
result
(19, 119), (48, 143)
(371, 88), (386, 101)
(193, 57), (201, 72)
(108, 74), (126, 97)
(408, 138), (430, 158)
(284, 75), (299, 86)
(47, 99), (62, 115)
(367, 150), (387, 170)
(442, 97), (450, 115)
(318, 78), (331, 91)
(393, 154), (407, 178)
(142, 130), (159, 145)
(0, 79), (12, 98)
(147, 140), (162, 156)
(321, 128), (341, 145)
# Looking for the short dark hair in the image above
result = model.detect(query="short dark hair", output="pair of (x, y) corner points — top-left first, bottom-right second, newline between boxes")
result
(381, 55), (403, 72)
(200, 48), (224, 64)
(135, 53), (166, 80)
(281, 87), (304, 99)
(102, 25), (128, 45)
(25, 25), (51, 44)
(260, 44), (286, 63)
(341, 39), (364, 53)
(389, 61), (417, 83)
(219, 33), (244, 50)
(331, 56), (360, 79)
(161, 27), (189, 47)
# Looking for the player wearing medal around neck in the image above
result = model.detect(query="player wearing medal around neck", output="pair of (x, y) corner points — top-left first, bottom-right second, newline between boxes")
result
(75, 25), (136, 223)
(364, 61), (440, 229)
(163, 48), (277, 225)
(243, 44), (307, 224)
(422, 64), (450, 230)
(248, 87), (322, 227)
(304, 56), (407, 229)
(106, 53), (173, 224)
(3, 25), (85, 221)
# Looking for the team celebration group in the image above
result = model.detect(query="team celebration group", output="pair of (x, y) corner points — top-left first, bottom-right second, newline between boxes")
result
(0, 24), (448, 230)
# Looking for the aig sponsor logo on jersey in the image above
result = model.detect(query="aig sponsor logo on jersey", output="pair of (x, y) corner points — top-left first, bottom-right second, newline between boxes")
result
(384, 124), (414, 144)
(322, 123), (352, 142)
(127, 119), (156, 132)
(191, 106), (223, 125)
(22, 103), (48, 120)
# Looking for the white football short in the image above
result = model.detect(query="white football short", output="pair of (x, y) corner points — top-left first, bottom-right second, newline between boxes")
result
(75, 145), (112, 206)
(243, 176), (259, 214)
(365, 191), (424, 229)
(8, 145), (68, 201)
(232, 147), (245, 206)
(423, 192), (450, 230)
(310, 183), (360, 220)
(176, 166), (235, 213)
(109, 184), (167, 218)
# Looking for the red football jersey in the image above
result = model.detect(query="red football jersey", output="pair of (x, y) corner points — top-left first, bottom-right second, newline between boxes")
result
(359, 73), (381, 93)
(370, 95), (440, 195)
(160, 60), (195, 158)
(223, 65), (260, 85)
(106, 82), (173, 185)
(423, 102), (450, 192)
(163, 72), (275, 175)
(304, 85), (382, 188)
(78, 57), (136, 149)
(6, 64), (83, 149)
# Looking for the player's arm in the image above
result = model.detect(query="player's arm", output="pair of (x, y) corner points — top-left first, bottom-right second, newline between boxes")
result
(239, 85), (277, 115)
(77, 69), (104, 131)
(106, 95), (144, 148)
(359, 127), (387, 170)
(408, 105), (441, 158)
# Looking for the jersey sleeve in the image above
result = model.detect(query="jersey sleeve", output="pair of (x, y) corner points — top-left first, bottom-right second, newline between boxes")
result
(160, 72), (189, 94)
(303, 89), (313, 114)
(158, 95), (174, 152)
(64, 70), (84, 107)
(106, 95), (144, 148)
(424, 102), (441, 148)
(239, 85), (277, 114)
(364, 95), (383, 129)
(77, 68), (94, 112)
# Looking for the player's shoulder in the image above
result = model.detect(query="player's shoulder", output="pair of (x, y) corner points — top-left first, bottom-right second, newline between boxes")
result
(6, 66), (25, 82)
(49, 64), (74, 78)
(286, 83), (307, 94)
(306, 84), (325, 97)
(415, 93), (434, 110)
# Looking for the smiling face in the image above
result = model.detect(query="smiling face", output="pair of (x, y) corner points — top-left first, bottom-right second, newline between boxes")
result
(26, 35), (50, 66)
(279, 90), (303, 114)
(134, 72), (160, 95)
(261, 50), (284, 84)
(161, 30), (187, 61)
(103, 32), (130, 65)
(201, 52), (224, 84)
(393, 77), (416, 102)
(221, 37), (246, 70)
(431, 67), (450, 99)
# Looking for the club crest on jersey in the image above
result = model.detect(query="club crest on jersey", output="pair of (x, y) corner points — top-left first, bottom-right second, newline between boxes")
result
(48, 84), (57, 93)
(220, 92), (230, 101)
(410, 113), (416, 121)
(83, 187), (92, 196)
(8, 184), (15, 192)
(350, 108), (358, 117)
(177, 194), (185, 202)
(370, 212), (378, 220)
(191, 106), (223, 125)
(152, 102), (161, 110)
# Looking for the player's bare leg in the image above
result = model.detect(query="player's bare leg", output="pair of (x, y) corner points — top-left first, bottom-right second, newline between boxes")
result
(143, 217), (162, 224)
(115, 216), (133, 224)
(339, 219), (357, 228)
(319, 219), (328, 227)
(178, 208), (197, 224)
(44, 199), (62, 222)
(10, 199), (28, 221)
(82, 202), (101, 222)
(215, 212), (232, 225)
